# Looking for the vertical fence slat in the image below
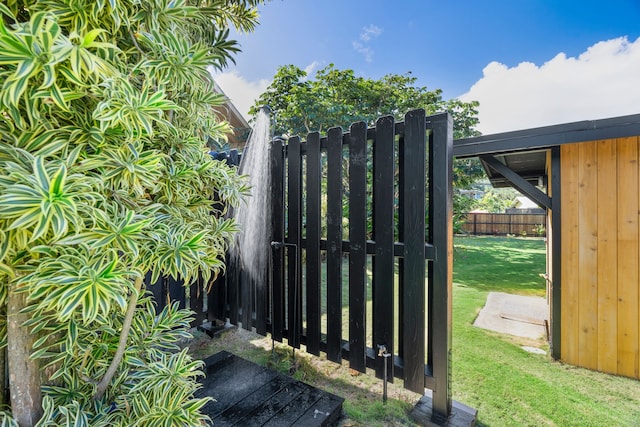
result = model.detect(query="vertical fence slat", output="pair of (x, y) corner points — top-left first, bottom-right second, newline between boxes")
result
(349, 121), (368, 372)
(168, 276), (186, 310)
(146, 271), (163, 314)
(219, 151), (239, 325)
(306, 132), (322, 355)
(190, 276), (205, 327)
(326, 127), (344, 362)
(208, 268), (226, 323)
(255, 279), (267, 334)
(241, 270), (252, 330)
(287, 136), (303, 348)
(397, 132), (405, 364)
(373, 116), (396, 381)
(271, 138), (285, 342)
(227, 258), (239, 325)
(430, 112), (454, 415)
(255, 140), (270, 336)
(402, 109), (426, 393)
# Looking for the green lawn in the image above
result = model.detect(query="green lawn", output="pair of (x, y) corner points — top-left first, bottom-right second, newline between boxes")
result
(452, 236), (640, 426)
(453, 236), (547, 296)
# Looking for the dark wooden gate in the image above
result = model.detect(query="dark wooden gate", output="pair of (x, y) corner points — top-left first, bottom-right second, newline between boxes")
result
(208, 109), (453, 416)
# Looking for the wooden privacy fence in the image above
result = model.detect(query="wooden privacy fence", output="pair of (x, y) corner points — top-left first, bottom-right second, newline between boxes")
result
(210, 109), (453, 416)
(461, 212), (546, 236)
(157, 110), (454, 417)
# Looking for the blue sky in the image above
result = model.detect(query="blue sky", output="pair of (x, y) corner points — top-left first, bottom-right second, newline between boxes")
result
(214, 0), (640, 134)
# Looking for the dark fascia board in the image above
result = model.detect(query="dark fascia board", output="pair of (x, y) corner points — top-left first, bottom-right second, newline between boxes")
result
(454, 113), (640, 158)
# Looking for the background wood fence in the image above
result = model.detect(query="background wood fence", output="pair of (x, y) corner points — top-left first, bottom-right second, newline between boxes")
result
(461, 212), (546, 236)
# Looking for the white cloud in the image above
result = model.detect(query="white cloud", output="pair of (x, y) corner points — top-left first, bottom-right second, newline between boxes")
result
(360, 24), (382, 42)
(303, 61), (322, 79)
(353, 24), (382, 62)
(210, 70), (270, 121)
(460, 36), (640, 135)
(352, 41), (374, 63)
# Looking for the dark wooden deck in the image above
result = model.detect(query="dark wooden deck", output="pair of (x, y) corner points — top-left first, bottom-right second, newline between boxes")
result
(196, 351), (344, 426)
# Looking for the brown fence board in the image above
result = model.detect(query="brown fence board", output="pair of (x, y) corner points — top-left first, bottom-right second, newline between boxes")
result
(461, 212), (546, 236)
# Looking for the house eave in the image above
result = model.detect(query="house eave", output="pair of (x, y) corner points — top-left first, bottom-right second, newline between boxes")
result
(454, 113), (640, 159)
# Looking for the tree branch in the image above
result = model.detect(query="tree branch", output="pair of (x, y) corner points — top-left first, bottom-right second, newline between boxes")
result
(129, 30), (146, 57)
(93, 276), (143, 401)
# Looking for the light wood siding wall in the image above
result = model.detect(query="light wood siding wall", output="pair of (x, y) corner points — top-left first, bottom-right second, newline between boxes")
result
(560, 137), (640, 378)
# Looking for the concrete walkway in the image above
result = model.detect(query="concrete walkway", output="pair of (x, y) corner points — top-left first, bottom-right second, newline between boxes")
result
(473, 292), (548, 340)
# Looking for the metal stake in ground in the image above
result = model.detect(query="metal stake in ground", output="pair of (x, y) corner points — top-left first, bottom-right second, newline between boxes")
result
(378, 344), (391, 402)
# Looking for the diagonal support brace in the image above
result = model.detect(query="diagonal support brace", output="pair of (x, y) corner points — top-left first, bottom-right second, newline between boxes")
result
(479, 154), (551, 210)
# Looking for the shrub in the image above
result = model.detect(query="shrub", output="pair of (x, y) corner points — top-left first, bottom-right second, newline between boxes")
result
(0, 1), (261, 424)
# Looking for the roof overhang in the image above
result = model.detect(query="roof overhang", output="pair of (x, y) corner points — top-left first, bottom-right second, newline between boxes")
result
(479, 150), (547, 188)
(454, 113), (640, 189)
(454, 113), (640, 158)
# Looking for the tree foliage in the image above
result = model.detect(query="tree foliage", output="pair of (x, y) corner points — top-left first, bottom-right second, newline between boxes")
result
(0, 1), (262, 425)
(251, 64), (486, 224)
(475, 188), (519, 213)
(251, 63), (482, 140)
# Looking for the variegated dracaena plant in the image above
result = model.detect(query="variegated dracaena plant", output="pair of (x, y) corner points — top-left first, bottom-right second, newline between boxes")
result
(0, 1), (260, 425)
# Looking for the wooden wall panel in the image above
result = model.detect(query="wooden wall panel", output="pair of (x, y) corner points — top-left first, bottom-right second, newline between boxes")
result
(561, 143), (580, 365)
(561, 137), (640, 379)
(616, 137), (639, 378)
(577, 143), (598, 370)
(596, 139), (618, 374)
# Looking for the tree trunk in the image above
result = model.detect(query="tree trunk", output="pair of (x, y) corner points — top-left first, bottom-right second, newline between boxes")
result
(0, 299), (6, 407)
(7, 289), (42, 426)
(0, 346), (6, 407)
